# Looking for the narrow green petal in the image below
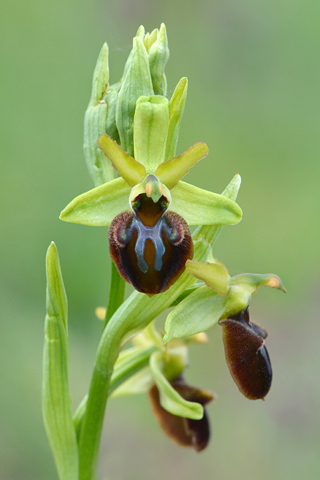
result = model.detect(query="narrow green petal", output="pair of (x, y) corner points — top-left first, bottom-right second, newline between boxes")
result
(163, 286), (227, 343)
(134, 95), (169, 173)
(98, 134), (146, 187)
(43, 243), (78, 480)
(186, 260), (229, 296)
(116, 37), (154, 156)
(156, 142), (208, 189)
(150, 352), (203, 420)
(170, 181), (242, 226)
(59, 177), (131, 226)
(165, 77), (188, 161)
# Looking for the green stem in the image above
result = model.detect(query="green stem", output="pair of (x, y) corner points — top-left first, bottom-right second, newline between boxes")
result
(77, 235), (211, 480)
(104, 260), (126, 329)
(73, 345), (156, 440)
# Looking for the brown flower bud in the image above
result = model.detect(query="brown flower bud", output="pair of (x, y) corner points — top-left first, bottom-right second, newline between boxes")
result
(219, 308), (272, 400)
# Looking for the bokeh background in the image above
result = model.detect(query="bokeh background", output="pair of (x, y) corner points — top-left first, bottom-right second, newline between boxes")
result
(1, 0), (320, 479)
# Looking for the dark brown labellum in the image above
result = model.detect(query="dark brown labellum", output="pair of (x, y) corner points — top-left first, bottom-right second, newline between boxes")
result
(219, 308), (272, 400)
(148, 378), (214, 452)
(109, 193), (193, 294)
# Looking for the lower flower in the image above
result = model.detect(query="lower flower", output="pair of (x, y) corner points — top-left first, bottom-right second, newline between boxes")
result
(219, 307), (272, 400)
(148, 377), (215, 452)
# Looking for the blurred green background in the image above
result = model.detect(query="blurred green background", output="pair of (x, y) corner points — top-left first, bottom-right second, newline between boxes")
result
(1, 0), (320, 479)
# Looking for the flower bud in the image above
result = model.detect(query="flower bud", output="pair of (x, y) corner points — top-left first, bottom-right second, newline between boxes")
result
(219, 308), (272, 400)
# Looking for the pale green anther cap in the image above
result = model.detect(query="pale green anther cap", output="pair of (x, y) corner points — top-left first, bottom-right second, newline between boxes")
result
(116, 36), (154, 157)
(129, 174), (172, 206)
(134, 96), (169, 173)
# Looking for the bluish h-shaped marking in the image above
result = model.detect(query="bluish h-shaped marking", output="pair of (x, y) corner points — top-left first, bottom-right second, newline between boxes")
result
(130, 215), (169, 274)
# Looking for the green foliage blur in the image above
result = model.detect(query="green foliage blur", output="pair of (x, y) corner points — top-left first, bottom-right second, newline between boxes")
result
(1, 0), (319, 479)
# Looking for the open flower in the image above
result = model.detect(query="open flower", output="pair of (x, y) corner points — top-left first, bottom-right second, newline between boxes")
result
(108, 321), (215, 451)
(60, 96), (242, 294)
(164, 262), (286, 399)
(149, 377), (214, 452)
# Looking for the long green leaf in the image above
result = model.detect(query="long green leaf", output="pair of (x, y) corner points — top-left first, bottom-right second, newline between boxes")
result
(43, 242), (78, 480)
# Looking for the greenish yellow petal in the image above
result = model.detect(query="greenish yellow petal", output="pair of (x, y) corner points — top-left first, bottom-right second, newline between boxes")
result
(98, 134), (146, 187)
(156, 142), (208, 189)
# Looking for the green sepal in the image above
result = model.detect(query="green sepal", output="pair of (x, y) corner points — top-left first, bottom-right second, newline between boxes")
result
(148, 23), (169, 94)
(222, 273), (286, 319)
(149, 352), (203, 420)
(116, 37), (154, 156)
(186, 259), (229, 296)
(134, 96), (169, 173)
(165, 77), (188, 161)
(88, 43), (109, 107)
(59, 177), (131, 226)
(43, 242), (78, 480)
(163, 286), (227, 343)
(170, 180), (242, 226)
(84, 43), (114, 186)
(104, 82), (121, 143)
(98, 134), (146, 187)
(156, 142), (208, 189)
